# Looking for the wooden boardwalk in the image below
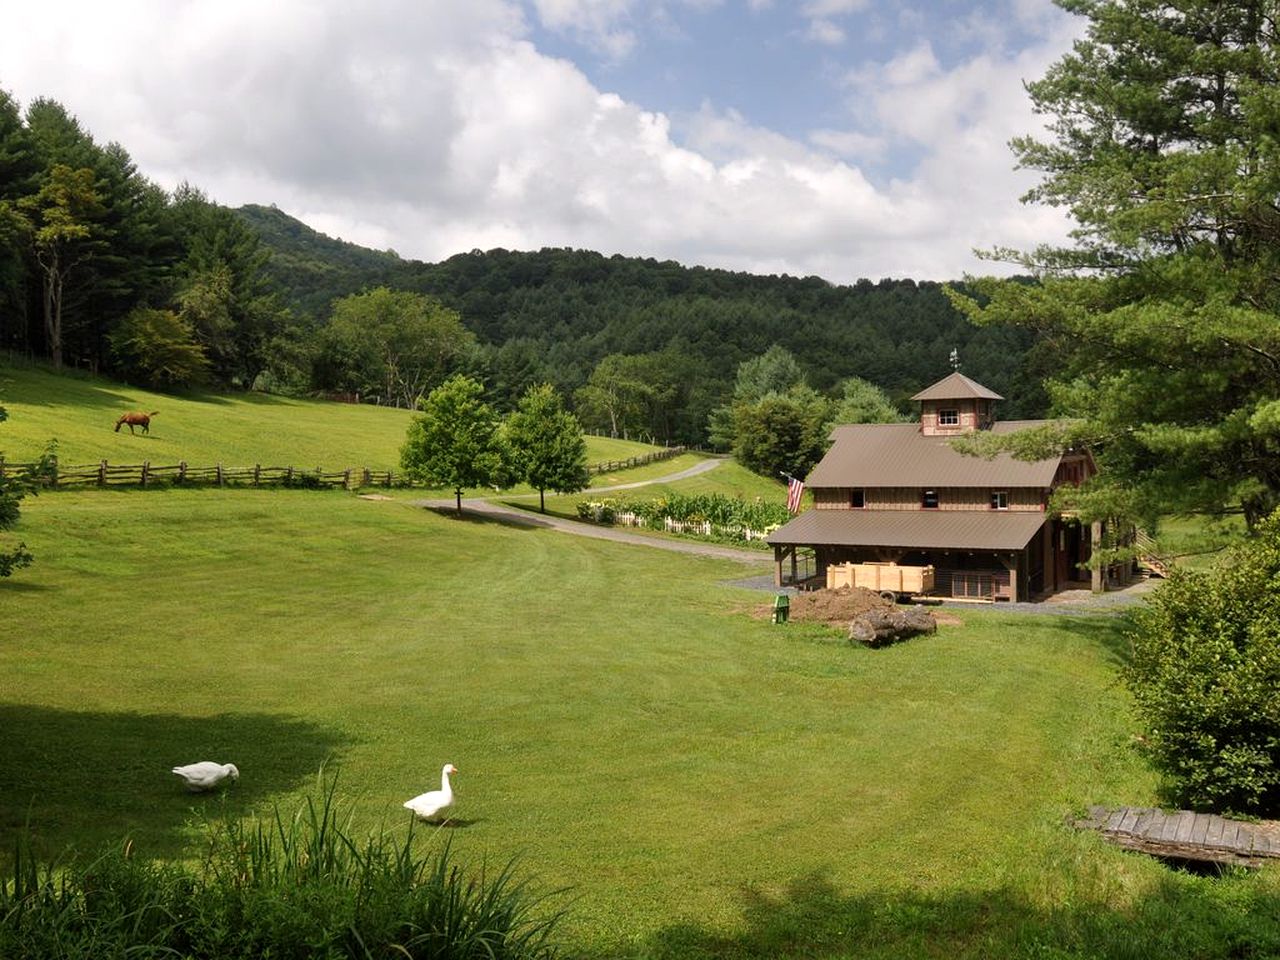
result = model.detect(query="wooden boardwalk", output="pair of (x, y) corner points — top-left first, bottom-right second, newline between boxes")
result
(1076, 806), (1280, 867)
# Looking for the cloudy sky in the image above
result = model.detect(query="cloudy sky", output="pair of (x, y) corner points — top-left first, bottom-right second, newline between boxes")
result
(2, 0), (1082, 284)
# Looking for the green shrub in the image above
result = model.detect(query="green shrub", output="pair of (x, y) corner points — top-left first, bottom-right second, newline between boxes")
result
(576, 493), (788, 532)
(0, 782), (563, 959)
(1125, 510), (1280, 816)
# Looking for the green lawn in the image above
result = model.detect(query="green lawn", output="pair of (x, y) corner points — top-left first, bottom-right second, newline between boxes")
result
(0, 363), (661, 471)
(3, 487), (1277, 958)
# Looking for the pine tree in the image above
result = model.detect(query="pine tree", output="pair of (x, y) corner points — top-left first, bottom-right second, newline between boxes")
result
(954, 0), (1280, 529)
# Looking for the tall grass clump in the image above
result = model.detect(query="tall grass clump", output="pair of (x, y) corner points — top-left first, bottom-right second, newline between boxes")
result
(0, 782), (563, 959)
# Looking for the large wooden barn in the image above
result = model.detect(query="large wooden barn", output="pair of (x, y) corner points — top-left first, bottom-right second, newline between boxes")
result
(766, 371), (1108, 602)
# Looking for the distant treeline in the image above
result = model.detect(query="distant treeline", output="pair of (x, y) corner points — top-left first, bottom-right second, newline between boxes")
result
(241, 206), (1050, 439)
(0, 85), (1046, 449)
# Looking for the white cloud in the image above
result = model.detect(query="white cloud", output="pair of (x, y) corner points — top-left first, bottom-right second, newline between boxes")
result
(802, 0), (869, 15)
(530, 0), (637, 58)
(798, 0), (869, 45)
(0, 0), (1081, 283)
(805, 18), (847, 45)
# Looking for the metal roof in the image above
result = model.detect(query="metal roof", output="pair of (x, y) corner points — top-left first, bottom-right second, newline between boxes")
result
(910, 372), (1005, 401)
(805, 421), (1062, 488)
(766, 509), (1047, 551)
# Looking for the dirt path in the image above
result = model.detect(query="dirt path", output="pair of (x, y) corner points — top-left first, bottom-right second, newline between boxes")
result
(407, 457), (770, 565)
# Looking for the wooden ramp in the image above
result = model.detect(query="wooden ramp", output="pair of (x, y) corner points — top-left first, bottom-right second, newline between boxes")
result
(1076, 806), (1280, 867)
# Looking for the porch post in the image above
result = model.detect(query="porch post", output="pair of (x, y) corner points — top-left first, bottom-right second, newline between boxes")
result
(1091, 520), (1104, 593)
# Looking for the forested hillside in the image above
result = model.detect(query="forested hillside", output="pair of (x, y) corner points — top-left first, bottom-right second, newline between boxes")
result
(237, 213), (1049, 437)
(0, 84), (1046, 451)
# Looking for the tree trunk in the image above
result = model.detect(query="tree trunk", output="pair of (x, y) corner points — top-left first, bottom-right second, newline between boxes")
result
(455, 488), (463, 514)
(41, 264), (63, 370)
(540, 488), (546, 513)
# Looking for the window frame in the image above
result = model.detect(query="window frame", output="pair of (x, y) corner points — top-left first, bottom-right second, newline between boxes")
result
(850, 488), (865, 509)
(937, 408), (960, 427)
(990, 490), (1008, 510)
(922, 489), (939, 509)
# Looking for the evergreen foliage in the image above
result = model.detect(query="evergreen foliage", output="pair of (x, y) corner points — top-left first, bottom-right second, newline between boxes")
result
(0, 83), (1045, 442)
(954, 0), (1280, 529)
(1126, 509), (1280, 816)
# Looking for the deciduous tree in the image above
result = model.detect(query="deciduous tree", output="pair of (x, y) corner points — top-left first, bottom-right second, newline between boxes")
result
(400, 375), (506, 513)
(731, 386), (831, 483)
(18, 163), (102, 369)
(504, 383), (588, 513)
(318, 288), (476, 408)
(108, 306), (210, 387)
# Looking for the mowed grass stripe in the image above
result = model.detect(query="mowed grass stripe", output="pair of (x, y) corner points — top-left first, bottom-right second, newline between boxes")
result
(6, 489), (1270, 958)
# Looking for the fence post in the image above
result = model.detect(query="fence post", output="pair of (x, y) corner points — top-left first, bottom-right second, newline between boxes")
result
(50, 455), (58, 488)
(363, 467), (371, 487)
(0, 455), (5, 478)
(141, 461), (150, 487)
(178, 461), (187, 484)
(98, 460), (107, 486)
(286, 466), (294, 483)
(386, 470), (393, 487)
(216, 463), (224, 486)
(253, 464), (261, 486)
(343, 468), (352, 490)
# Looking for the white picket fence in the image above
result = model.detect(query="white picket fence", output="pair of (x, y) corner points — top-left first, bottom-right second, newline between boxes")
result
(614, 511), (774, 543)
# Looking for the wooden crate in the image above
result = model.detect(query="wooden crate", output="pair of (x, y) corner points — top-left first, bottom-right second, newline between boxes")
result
(826, 562), (935, 596)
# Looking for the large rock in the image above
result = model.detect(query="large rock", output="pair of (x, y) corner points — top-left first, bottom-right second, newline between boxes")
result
(848, 606), (937, 647)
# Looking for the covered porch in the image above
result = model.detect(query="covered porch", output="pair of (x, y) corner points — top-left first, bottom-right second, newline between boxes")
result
(766, 510), (1100, 602)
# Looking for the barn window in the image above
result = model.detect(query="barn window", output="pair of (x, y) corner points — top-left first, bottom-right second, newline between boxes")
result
(922, 489), (939, 509)
(938, 408), (959, 426)
(991, 491), (1008, 510)
(850, 488), (865, 508)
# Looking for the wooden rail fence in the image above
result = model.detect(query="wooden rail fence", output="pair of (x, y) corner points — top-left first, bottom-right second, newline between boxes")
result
(586, 446), (685, 475)
(0, 446), (686, 492)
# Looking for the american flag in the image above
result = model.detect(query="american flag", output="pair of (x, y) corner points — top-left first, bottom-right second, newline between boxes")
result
(786, 475), (805, 514)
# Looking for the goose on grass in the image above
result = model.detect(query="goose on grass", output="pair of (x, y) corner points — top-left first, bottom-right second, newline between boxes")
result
(172, 761), (240, 792)
(404, 763), (458, 821)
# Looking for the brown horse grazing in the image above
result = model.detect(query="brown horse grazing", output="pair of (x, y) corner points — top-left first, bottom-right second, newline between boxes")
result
(114, 410), (159, 435)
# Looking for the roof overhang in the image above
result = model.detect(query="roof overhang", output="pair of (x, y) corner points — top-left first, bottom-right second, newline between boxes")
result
(767, 509), (1047, 552)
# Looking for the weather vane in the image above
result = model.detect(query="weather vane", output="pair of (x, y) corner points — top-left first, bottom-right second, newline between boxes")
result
(949, 348), (960, 371)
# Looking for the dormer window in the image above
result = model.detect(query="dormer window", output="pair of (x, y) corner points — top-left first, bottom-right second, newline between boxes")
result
(850, 488), (865, 509)
(922, 489), (939, 509)
(991, 491), (1008, 510)
(938, 409), (959, 427)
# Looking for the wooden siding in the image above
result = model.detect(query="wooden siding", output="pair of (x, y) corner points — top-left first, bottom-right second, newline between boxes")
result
(1053, 452), (1095, 489)
(813, 486), (1045, 512)
(920, 398), (994, 436)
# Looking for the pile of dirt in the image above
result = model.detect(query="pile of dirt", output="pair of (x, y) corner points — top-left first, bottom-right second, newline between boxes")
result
(782, 587), (893, 625)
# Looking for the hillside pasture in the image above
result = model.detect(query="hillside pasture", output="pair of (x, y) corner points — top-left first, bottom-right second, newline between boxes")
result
(3, 488), (1278, 958)
(0, 363), (662, 472)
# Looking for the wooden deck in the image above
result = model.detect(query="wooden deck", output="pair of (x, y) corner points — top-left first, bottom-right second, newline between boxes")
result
(1076, 806), (1280, 867)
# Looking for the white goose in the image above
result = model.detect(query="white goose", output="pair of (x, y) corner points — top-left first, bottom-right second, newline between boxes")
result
(404, 763), (458, 821)
(172, 761), (240, 792)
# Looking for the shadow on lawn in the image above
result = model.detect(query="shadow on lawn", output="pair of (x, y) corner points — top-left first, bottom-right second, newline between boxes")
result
(1050, 609), (1136, 669)
(422, 505), (552, 531)
(0, 703), (350, 863)
(627, 870), (1280, 960)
